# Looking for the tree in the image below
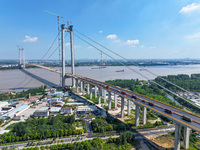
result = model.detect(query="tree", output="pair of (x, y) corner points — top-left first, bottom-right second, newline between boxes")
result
(0, 119), (4, 125)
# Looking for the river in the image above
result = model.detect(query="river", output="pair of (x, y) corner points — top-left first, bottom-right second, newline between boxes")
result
(1, 64), (200, 92)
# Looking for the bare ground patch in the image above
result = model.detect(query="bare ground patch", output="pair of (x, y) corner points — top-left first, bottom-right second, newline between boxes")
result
(152, 136), (174, 149)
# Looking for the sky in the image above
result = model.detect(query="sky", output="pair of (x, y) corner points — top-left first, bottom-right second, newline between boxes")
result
(1, 0), (200, 60)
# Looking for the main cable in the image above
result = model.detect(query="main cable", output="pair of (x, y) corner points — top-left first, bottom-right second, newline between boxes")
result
(40, 33), (59, 60)
(74, 33), (200, 109)
(74, 29), (200, 99)
(46, 32), (69, 61)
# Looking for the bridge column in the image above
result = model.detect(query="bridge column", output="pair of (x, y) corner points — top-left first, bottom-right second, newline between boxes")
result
(183, 126), (190, 149)
(127, 99), (131, 116)
(95, 86), (98, 98)
(76, 79), (79, 93)
(174, 123), (181, 150)
(80, 81), (83, 93)
(83, 82), (85, 95)
(121, 97), (124, 118)
(87, 84), (90, 94)
(98, 87), (102, 104)
(114, 93), (117, 108)
(108, 91), (111, 110)
(135, 104), (140, 126)
(90, 84), (92, 99)
(142, 106), (147, 125)
(104, 89), (106, 103)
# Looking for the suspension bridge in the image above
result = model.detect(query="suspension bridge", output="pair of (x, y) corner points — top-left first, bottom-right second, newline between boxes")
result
(17, 22), (200, 150)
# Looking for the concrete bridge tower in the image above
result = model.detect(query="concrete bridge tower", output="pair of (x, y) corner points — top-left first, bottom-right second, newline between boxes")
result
(61, 24), (75, 88)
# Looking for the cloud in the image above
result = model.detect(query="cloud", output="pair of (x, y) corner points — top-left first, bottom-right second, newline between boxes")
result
(22, 36), (38, 42)
(106, 34), (117, 39)
(185, 32), (200, 40)
(99, 30), (103, 34)
(140, 45), (145, 48)
(149, 46), (156, 49)
(179, 3), (200, 13)
(125, 39), (139, 45)
(66, 42), (81, 49)
(65, 43), (70, 46)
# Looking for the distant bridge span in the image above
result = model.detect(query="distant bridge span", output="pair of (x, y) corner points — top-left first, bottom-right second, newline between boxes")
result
(27, 63), (200, 149)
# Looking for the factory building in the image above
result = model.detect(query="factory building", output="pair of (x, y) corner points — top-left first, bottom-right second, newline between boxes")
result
(76, 105), (98, 114)
(33, 107), (49, 117)
(60, 107), (72, 114)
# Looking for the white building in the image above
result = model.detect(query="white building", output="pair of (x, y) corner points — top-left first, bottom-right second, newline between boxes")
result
(76, 105), (97, 114)
(33, 107), (49, 117)
(60, 107), (72, 114)
(48, 98), (60, 104)
(46, 91), (64, 98)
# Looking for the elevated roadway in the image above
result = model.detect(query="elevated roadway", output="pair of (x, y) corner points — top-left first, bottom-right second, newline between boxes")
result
(28, 64), (200, 132)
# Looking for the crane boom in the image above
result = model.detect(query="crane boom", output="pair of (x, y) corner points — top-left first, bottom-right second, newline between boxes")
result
(43, 10), (63, 18)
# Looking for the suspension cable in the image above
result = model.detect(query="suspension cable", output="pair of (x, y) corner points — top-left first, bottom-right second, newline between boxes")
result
(74, 33), (200, 109)
(46, 33), (69, 61)
(74, 29), (200, 99)
(40, 33), (59, 60)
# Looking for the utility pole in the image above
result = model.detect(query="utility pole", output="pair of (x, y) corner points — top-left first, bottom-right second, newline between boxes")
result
(69, 25), (75, 87)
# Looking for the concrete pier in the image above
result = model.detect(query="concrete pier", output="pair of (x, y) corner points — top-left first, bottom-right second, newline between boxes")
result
(183, 126), (190, 149)
(174, 123), (181, 150)
(108, 91), (111, 110)
(90, 84), (92, 99)
(98, 87), (102, 104)
(76, 79), (78, 93)
(82, 82), (85, 95)
(104, 89), (106, 103)
(87, 84), (90, 94)
(135, 104), (140, 126)
(95, 86), (97, 98)
(121, 97), (125, 118)
(80, 81), (83, 93)
(127, 99), (131, 116)
(142, 106), (147, 125)
(114, 93), (117, 108)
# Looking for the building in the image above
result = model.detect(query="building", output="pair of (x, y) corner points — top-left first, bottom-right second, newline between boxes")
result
(60, 107), (72, 114)
(76, 105), (97, 114)
(46, 90), (64, 98)
(48, 98), (60, 104)
(66, 102), (84, 106)
(49, 107), (61, 113)
(52, 102), (64, 107)
(33, 107), (49, 117)
(0, 104), (30, 119)
(12, 116), (21, 121)
(33, 110), (49, 117)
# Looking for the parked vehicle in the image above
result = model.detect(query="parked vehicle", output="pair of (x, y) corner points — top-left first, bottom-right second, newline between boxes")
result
(165, 109), (172, 114)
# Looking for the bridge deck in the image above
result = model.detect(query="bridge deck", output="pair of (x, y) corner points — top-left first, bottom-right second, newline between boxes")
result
(28, 64), (200, 132)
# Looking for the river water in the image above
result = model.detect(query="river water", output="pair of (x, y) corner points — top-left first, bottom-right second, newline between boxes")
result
(1, 64), (200, 92)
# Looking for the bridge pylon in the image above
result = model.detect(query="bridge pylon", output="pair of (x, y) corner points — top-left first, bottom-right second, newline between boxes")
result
(61, 24), (75, 88)
(18, 48), (25, 69)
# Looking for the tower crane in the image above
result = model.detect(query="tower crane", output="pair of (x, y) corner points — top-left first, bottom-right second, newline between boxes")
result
(43, 10), (63, 86)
